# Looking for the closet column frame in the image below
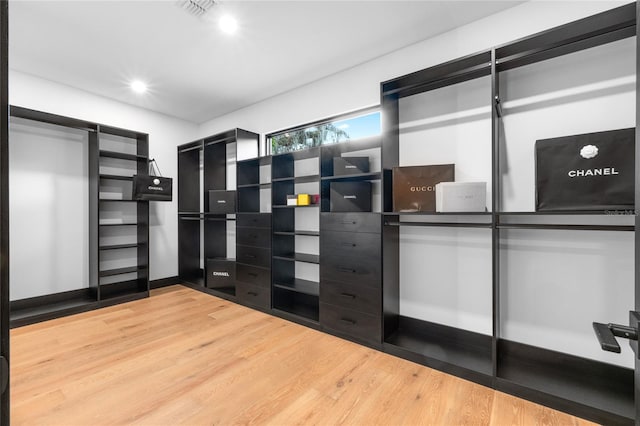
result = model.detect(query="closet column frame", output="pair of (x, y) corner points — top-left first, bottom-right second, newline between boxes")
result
(490, 48), (500, 382)
(89, 128), (100, 300)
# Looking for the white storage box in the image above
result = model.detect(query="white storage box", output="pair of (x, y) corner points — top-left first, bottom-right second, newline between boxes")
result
(435, 182), (487, 212)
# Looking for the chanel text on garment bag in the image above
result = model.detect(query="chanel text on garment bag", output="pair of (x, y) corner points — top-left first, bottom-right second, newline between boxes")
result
(535, 128), (634, 211)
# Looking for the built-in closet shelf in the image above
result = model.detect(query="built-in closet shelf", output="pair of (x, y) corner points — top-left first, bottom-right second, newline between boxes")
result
(237, 183), (272, 189)
(273, 230), (320, 237)
(99, 266), (145, 277)
(382, 211), (492, 216)
(383, 317), (493, 378)
(272, 175), (320, 184)
(496, 340), (634, 423)
(497, 210), (634, 216)
(99, 199), (141, 203)
(321, 172), (381, 182)
(272, 308), (320, 326)
(99, 223), (138, 227)
(99, 174), (134, 181)
(273, 279), (320, 297)
(204, 215), (237, 221)
(384, 221), (492, 229)
(99, 243), (142, 251)
(496, 224), (634, 232)
(99, 150), (147, 161)
(273, 205), (319, 209)
(273, 253), (320, 264)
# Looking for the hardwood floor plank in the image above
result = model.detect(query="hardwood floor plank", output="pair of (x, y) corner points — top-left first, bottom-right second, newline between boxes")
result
(10, 285), (599, 425)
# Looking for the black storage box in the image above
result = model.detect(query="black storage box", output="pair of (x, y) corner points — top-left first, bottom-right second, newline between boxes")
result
(206, 258), (236, 289)
(208, 190), (236, 213)
(330, 181), (372, 212)
(333, 156), (370, 176)
(535, 128), (635, 211)
(392, 164), (455, 212)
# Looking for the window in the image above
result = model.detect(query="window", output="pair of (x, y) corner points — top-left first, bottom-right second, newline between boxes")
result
(269, 109), (380, 155)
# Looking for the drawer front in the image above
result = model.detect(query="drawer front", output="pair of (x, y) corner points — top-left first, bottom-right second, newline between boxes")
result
(320, 279), (380, 315)
(321, 254), (381, 286)
(320, 213), (380, 234)
(236, 245), (271, 269)
(236, 281), (270, 310)
(237, 213), (271, 229)
(320, 303), (381, 343)
(321, 231), (380, 259)
(236, 227), (271, 248)
(236, 263), (270, 288)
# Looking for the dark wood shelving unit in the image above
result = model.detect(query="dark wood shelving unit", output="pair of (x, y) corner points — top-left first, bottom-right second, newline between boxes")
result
(379, 4), (637, 424)
(7, 106), (150, 327)
(96, 124), (149, 301)
(269, 147), (321, 322)
(177, 129), (260, 298)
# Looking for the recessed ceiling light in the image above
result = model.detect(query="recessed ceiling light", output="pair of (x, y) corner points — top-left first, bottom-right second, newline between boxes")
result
(219, 14), (238, 34)
(130, 80), (148, 94)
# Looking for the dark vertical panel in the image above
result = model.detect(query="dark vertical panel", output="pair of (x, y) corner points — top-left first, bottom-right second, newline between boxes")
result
(137, 134), (149, 293)
(204, 220), (227, 260)
(178, 218), (201, 283)
(381, 90), (400, 339)
(137, 201), (149, 293)
(88, 131), (99, 300)
(491, 49), (501, 381)
(0, 0), (9, 422)
(177, 147), (201, 213)
(635, 3), (640, 424)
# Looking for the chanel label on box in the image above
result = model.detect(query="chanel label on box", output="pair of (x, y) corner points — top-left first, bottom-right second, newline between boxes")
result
(435, 182), (487, 212)
(333, 157), (370, 176)
(330, 181), (372, 212)
(392, 164), (454, 212)
(208, 190), (236, 214)
(206, 258), (236, 289)
(535, 128), (634, 211)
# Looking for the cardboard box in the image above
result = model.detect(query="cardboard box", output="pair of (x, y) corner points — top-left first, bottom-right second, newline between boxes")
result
(435, 182), (487, 212)
(208, 190), (236, 214)
(392, 165), (454, 212)
(206, 258), (236, 290)
(286, 195), (298, 206)
(297, 193), (311, 206)
(333, 157), (370, 176)
(330, 181), (371, 212)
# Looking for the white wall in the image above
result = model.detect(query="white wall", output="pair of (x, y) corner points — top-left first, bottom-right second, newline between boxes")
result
(198, 1), (628, 141)
(9, 70), (198, 283)
(9, 117), (89, 300)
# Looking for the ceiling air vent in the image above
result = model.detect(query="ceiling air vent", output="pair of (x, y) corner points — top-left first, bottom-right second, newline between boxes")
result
(177, 0), (216, 18)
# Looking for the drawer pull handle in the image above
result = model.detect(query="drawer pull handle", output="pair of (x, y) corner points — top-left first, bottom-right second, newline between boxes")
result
(340, 293), (356, 299)
(341, 242), (356, 247)
(341, 221), (357, 225)
(247, 291), (258, 296)
(338, 267), (356, 273)
(248, 272), (258, 277)
(245, 254), (256, 258)
(340, 318), (356, 325)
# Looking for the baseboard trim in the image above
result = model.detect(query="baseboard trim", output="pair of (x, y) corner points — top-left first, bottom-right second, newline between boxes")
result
(150, 276), (181, 289)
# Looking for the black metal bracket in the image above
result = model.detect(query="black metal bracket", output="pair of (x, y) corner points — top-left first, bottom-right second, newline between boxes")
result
(593, 315), (639, 354)
(494, 95), (503, 118)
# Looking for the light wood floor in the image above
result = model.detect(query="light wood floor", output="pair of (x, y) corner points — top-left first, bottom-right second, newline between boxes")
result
(11, 285), (596, 425)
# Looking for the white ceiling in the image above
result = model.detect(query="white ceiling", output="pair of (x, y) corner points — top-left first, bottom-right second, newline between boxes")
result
(9, 1), (522, 124)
